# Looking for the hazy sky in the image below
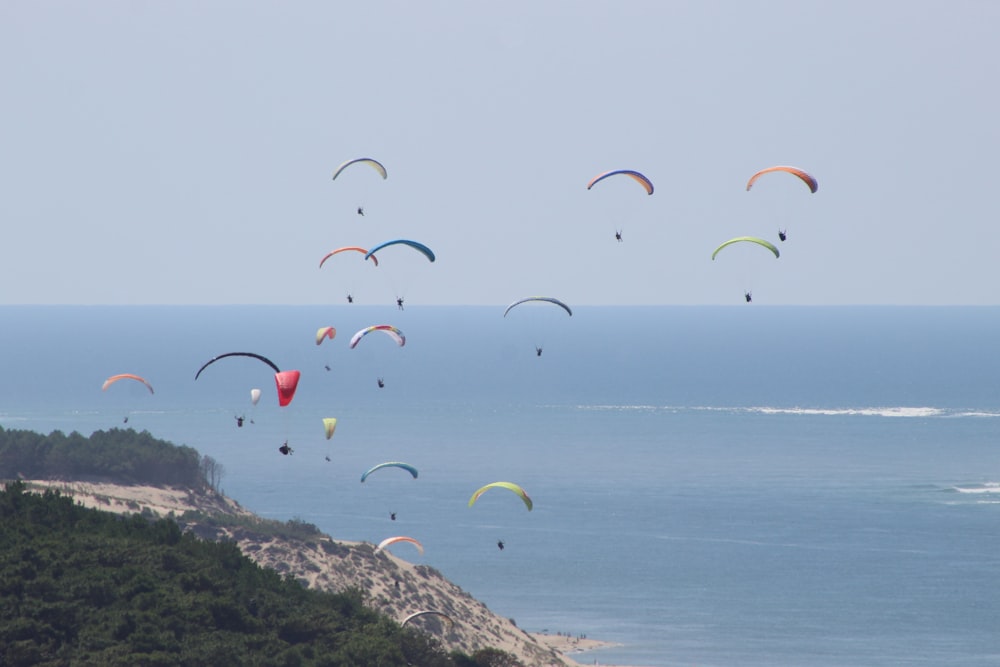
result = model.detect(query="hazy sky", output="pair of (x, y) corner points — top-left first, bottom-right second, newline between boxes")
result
(3, 1), (998, 305)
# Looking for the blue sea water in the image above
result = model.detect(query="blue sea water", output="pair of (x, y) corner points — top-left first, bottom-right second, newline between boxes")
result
(2, 305), (1000, 666)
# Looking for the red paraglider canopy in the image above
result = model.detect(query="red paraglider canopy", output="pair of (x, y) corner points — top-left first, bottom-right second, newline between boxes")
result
(196, 352), (301, 407)
(275, 370), (301, 407)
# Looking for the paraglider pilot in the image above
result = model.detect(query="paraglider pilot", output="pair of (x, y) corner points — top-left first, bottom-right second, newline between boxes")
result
(390, 512), (396, 521)
(778, 229), (787, 242)
(279, 441), (294, 456)
(235, 415), (244, 428)
(615, 230), (623, 242)
(497, 540), (505, 551)
(535, 346), (543, 357)
(357, 207), (365, 216)
(744, 291), (752, 303)
(396, 296), (404, 310)
(377, 377), (385, 388)
(346, 294), (354, 304)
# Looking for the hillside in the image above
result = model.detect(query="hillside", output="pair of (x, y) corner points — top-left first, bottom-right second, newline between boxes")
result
(0, 426), (610, 665)
(21, 479), (600, 667)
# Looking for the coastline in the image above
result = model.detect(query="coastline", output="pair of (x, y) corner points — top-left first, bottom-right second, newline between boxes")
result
(530, 633), (628, 666)
(20, 479), (638, 667)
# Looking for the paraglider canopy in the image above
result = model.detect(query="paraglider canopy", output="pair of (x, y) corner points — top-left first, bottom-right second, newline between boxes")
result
(468, 481), (533, 511)
(316, 327), (336, 345)
(274, 371), (300, 407)
(102, 374), (154, 395)
(401, 610), (454, 629)
(361, 461), (418, 483)
(745, 165), (818, 193)
(375, 536), (424, 556)
(331, 157), (388, 181)
(364, 239), (436, 263)
(195, 352), (300, 407)
(349, 325), (405, 349)
(323, 418), (338, 440)
(586, 169), (654, 195)
(711, 237), (780, 260)
(319, 246), (379, 269)
(503, 296), (573, 318)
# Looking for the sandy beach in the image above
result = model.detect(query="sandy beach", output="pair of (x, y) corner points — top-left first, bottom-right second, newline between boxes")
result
(530, 633), (637, 666)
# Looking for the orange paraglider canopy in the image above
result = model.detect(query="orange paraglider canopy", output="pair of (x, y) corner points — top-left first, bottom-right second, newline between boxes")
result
(102, 374), (154, 394)
(745, 165), (818, 193)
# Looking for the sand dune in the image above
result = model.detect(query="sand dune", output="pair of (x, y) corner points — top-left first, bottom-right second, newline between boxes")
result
(25, 480), (624, 667)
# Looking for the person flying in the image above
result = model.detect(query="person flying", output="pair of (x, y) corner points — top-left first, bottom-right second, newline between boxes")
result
(278, 441), (294, 456)
(357, 206), (365, 216)
(615, 230), (623, 242)
(346, 294), (354, 304)
(235, 415), (244, 428)
(744, 291), (753, 303)
(535, 346), (543, 357)
(390, 512), (397, 521)
(377, 377), (385, 388)
(778, 229), (787, 242)
(396, 296), (404, 310)
(497, 540), (505, 551)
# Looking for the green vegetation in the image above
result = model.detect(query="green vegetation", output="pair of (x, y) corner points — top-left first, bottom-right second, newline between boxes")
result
(0, 426), (210, 489)
(0, 481), (522, 666)
(0, 428), (526, 666)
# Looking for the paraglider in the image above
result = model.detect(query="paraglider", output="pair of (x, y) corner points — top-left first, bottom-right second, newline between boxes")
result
(615, 230), (623, 242)
(711, 237), (780, 260)
(235, 415), (245, 427)
(505, 298), (571, 357)
(195, 352), (300, 407)
(361, 461), (418, 483)
(746, 165), (818, 193)
(396, 296), (404, 310)
(102, 374), (155, 394)
(497, 540), (505, 551)
(377, 377), (385, 388)
(315, 327), (336, 345)
(279, 441), (293, 456)
(469, 482), (533, 511)
(323, 418), (338, 440)
(745, 291), (753, 303)
(102, 374), (154, 425)
(503, 297), (573, 318)
(357, 207), (364, 216)
(375, 536), (424, 556)
(349, 325), (405, 349)
(250, 388), (261, 406)
(390, 512), (396, 521)
(586, 169), (654, 195)
(778, 229), (787, 242)
(319, 247), (379, 269)
(364, 239), (436, 263)
(401, 611), (454, 630)
(331, 157), (388, 181)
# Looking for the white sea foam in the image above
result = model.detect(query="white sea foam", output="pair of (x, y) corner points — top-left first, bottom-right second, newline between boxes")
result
(748, 406), (945, 418)
(953, 483), (1000, 494)
(579, 404), (952, 418)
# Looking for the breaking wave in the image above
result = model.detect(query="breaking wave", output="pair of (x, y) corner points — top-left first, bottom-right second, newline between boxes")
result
(576, 405), (1000, 418)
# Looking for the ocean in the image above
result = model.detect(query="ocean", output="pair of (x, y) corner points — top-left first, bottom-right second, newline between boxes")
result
(2, 305), (999, 666)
